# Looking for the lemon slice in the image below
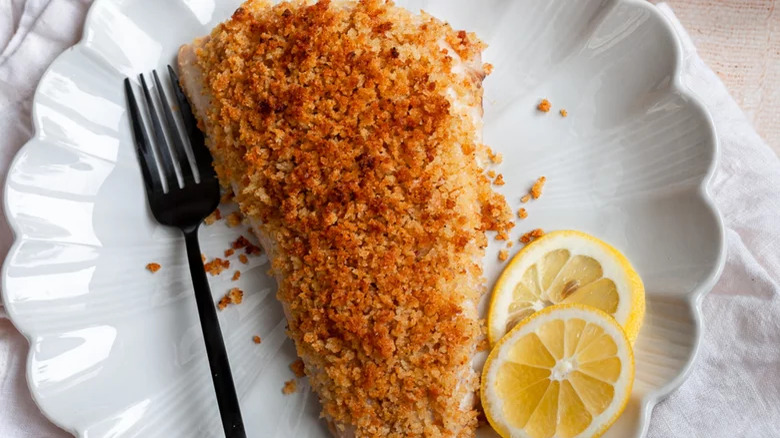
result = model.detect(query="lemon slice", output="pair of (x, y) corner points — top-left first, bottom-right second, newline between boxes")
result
(488, 230), (644, 345)
(481, 304), (634, 438)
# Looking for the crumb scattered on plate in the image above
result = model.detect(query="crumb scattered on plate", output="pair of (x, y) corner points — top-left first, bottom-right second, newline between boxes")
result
(239, 254), (249, 264)
(494, 174), (505, 186)
(520, 194), (531, 203)
(146, 263), (161, 273)
(204, 208), (221, 225)
(205, 257), (230, 276)
(559, 109), (568, 117)
(498, 249), (509, 262)
(232, 271), (241, 281)
(253, 335), (262, 344)
(518, 208), (528, 219)
(531, 176), (546, 199)
(218, 287), (244, 310)
(487, 170), (496, 178)
(221, 191), (234, 203)
(537, 98), (551, 112)
(520, 228), (545, 244)
(224, 248), (235, 257)
(282, 379), (297, 395)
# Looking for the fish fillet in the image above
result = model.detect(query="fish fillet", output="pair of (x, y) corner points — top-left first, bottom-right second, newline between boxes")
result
(177, 1), (512, 436)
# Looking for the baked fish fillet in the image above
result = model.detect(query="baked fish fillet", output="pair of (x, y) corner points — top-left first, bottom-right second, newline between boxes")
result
(177, 1), (512, 436)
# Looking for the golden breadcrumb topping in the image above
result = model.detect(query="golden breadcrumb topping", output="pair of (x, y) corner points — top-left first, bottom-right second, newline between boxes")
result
(537, 98), (551, 112)
(497, 249), (508, 262)
(193, 0), (512, 436)
(290, 358), (306, 378)
(145, 262), (161, 273)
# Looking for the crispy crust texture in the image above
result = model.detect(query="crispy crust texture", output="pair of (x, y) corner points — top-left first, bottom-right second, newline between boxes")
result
(191, 0), (512, 436)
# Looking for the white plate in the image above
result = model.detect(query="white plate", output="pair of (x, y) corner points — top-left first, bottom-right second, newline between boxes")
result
(2, 0), (726, 437)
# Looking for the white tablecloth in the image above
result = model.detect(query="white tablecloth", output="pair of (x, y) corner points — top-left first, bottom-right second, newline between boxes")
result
(1, 1), (779, 437)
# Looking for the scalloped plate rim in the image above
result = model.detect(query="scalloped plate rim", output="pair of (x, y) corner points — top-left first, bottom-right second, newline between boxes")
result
(1, 0), (727, 436)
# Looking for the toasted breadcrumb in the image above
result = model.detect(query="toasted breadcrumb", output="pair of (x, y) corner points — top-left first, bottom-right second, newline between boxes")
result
(483, 63), (494, 75)
(253, 335), (262, 344)
(487, 148), (503, 164)
(487, 170), (496, 178)
(498, 249), (509, 262)
(282, 379), (297, 395)
(204, 257), (230, 276)
(201, 254), (206, 263)
(518, 208), (528, 219)
(228, 287), (243, 304)
(238, 254), (249, 264)
(232, 271), (241, 281)
(477, 337), (490, 352)
(290, 359), (306, 378)
(224, 248), (235, 257)
(226, 211), (242, 227)
(520, 228), (545, 244)
(146, 263), (161, 273)
(193, 1), (514, 435)
(221, 191), (235, 203)
(496, 231), (510, 241)
(494, 174), (505, 186)
(521, 194), (531, 203)
(204, 208), (222, 225)
(537, 98), (551, 112)
(531, 176), (547, 199)
(506, 241), (514, 248)
(232, 235), (262, 255)
(560, 109), (568, 117)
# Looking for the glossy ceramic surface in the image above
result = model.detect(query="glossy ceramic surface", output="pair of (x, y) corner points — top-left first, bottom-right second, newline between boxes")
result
(2, 0), (726, 437)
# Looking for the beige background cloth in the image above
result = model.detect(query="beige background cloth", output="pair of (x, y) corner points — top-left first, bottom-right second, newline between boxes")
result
(664, 0), (780, 155)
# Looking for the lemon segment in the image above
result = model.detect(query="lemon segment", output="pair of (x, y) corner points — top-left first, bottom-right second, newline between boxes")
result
(488, 230), (645, 345)
(482, 304), (635, 438)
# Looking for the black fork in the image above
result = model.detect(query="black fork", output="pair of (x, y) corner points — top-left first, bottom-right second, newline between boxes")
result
(124, 66), (246, 438)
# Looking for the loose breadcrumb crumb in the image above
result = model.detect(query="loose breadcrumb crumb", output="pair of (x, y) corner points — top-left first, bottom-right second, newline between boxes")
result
(487, 170), (496, 178)
(201, 254), (206, 263)
(560, 109), (568, 117)
(537, 98), (551, 112)
(146, 263), (161, 273)
(218, 288), (243, 310)
(477, 338), (490, 352)
(221, 191), (235, 204)
(226, 211), (243, 227)
(232, 271), (241, 281)
(282, 379), (297, 395)
(290, 359), (306, 378)
(531, 176), (546, 199)
(487, 148), (503, 164)
(494, 174), (505, 186)
(483, 63), (494, 75)
(204, 257), (230, 276)
(239, 254), (249, 264)
(496, 231), (510, 241)
(229, 288), (243, 304)
(232, 235), (262, 255)
(253, 335), (262, 344)
(518, 208), (528, 219)
(224, 248), (235, 257)
(498, 249), (509, 262)
(521, 194), (531, 203)
(506, 241), (514, 248)
(520, 228), (545, 244)
(204, 208), (222, 225)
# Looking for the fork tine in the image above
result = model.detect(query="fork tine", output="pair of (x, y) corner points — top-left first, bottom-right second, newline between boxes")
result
(167, 65), (215, 181)
(152, 70), (195, 185)
(139, 73), (179, 190)
(125, 78), (163, 195)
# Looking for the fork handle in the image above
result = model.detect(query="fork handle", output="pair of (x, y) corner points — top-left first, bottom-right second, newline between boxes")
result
(183, 226), (247, 438)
